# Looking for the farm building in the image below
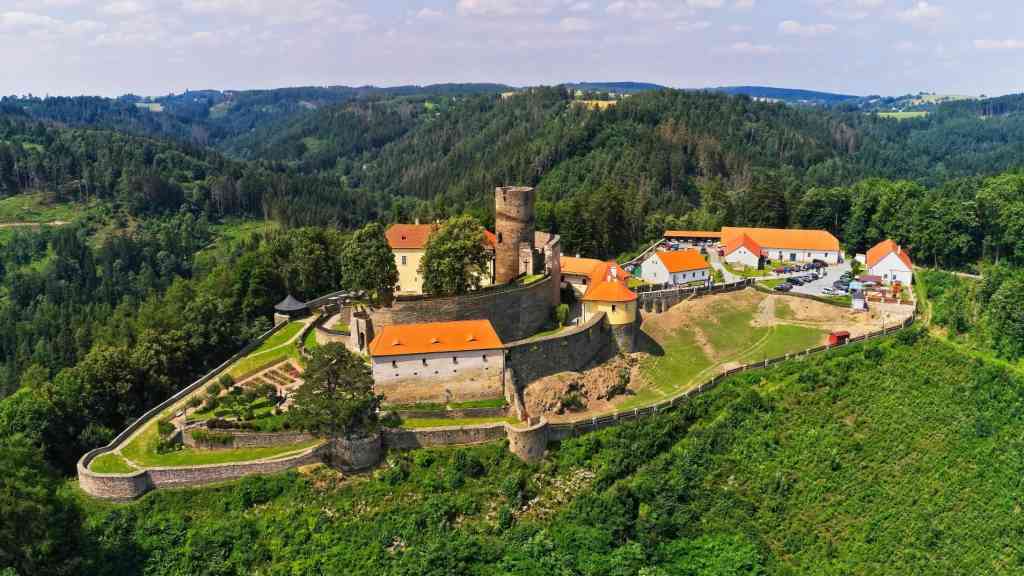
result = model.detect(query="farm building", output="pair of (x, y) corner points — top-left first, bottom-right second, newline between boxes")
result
(720, 227), (841, 264)
(386, 223), (497, 295)
(723, 234), (765, 268)
(368, 320), (505, 401)
(866, 239), (914, 286)
(640, 250), (710, 286)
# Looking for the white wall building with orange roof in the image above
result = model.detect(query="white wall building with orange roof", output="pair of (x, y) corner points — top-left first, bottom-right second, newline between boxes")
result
(866, 239), (914, 286)
(720, 227), (842, 264)
(385, 223), (496, 295)
(723, 234), (765, 268)
(640, 249), (711, 286)
(368, 319), (505, 402)
(560, 255), (607, 297)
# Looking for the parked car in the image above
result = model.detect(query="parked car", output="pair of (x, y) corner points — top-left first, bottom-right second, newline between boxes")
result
(773, 283), (793, 292)
(833, 280), (850, 290)
(788, 277), (805, 286)
(774, 267), (786, 274)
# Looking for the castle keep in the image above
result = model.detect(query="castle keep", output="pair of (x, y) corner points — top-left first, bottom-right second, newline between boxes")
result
(494, 185), (537, 283)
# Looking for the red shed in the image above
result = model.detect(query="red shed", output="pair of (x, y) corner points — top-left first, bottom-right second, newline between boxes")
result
(828, 331), (851, 346)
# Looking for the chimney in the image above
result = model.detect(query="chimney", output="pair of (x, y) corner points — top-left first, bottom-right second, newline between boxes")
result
(415, 217), (420, 225)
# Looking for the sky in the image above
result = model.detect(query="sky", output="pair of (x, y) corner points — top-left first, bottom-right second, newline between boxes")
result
(1, 0), (1022, 98)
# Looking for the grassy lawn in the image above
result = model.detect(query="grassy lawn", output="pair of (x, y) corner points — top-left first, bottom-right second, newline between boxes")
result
(89, 452), (137, 474)
(227, 321), (305, 378)
(521, 274), (545, 285)
(303, 327), (319, 351)
(760, 278), (788, 289)
(623, 328), (710, 410)
(737, 324), (827, 364)
(400, 416), (517, 429)
(878, 111), (929, 120)
(448, 398), (507, 410)
(724, 262), (771, 278)
(627, 277), (650, 289)
(123, 420), (321, 468)
(526, 323), (569, 341)
(0, 192), (83, 223)
(775, 299), (796, 320)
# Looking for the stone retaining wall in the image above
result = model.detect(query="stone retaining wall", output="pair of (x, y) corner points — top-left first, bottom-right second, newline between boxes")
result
(364, 275), (556, 343)
(382, 424), (507, 450)
(392, 406), (509, 419)
(182, 428), (314, 450)
(503, 311), (615, 388)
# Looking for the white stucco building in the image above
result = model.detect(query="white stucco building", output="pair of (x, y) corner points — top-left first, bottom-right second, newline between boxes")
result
(721, 227), (842, 264)
(640, 250), (710, 286)
(866, 240), (914, 286)
(723, 234), (764, 268)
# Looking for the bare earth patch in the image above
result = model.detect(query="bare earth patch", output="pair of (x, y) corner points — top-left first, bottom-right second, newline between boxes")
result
(523, 355), (643, 422)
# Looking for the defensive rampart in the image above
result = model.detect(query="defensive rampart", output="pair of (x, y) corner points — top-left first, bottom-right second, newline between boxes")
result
(364, 275), (556, 343)
(503, 311), (615, 388)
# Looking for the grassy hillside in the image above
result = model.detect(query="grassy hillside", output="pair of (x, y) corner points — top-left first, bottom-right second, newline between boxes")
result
(73, 328), (1024, 574)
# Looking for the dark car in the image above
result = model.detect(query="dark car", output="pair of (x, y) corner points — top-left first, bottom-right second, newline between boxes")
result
(773, 283), (793, 292)
(812, 259), (828, 268)
(788, 277), (804, 285)
(833, 280), (850, 290)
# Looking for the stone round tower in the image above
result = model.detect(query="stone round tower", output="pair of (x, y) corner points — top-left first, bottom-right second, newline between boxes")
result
(494, 186), (535, 284)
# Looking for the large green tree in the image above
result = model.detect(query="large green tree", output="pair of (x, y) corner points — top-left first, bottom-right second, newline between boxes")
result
(288, 343), (381, 441)
(419, 215), (490, 296)
(341, 222), (398, 304)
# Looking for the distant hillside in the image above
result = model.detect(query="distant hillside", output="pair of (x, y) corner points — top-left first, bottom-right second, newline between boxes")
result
(562, 81), (668, 94)
(711, 85), (861, 106)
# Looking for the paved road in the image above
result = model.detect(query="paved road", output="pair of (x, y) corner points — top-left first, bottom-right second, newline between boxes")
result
(707, 250), (742, 283)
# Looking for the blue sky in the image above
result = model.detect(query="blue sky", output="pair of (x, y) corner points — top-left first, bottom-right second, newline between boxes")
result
(1, 0), (1021, 97)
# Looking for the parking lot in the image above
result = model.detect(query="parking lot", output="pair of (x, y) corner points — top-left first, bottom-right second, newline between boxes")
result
(784, 261), (852, 296)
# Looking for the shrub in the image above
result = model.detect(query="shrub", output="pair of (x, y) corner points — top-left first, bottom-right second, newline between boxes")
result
(497, 505), (514, 530)
(192, 429), (234, 447)
(218, 374), (235, 390)
(156, 418), (175, 437)
(554, 303), (569, 327)
(560, 392), (586, 413)
(206, 382), (223, 396)
(187, 396), (202, 409)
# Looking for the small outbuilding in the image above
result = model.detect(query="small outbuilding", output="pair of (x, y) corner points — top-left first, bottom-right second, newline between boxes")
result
(640, 250), (710, 286)
(273, 294), (310, 324)
(723, 233), (765, 269)
(866, 239), (913, 286)
(828, 331), (851, 346)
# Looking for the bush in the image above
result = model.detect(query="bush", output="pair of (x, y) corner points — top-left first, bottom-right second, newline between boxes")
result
(560, 392), (586, 413)
(218, 374), (235, 390)
(192, 429), (234, 447)
(554, 304), (570, 327)
(206, 382), (223, 396)
(156, 418), (175, 437)
(187, 396), (202, 409)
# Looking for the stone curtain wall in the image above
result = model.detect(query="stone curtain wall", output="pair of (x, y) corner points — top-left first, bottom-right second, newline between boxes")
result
(368, 274), (556, 343)
(638, 279), (753, 313)
(182, 428), (314, 449)
(382, 424), (507, 450)
(503, 311), (615, 388)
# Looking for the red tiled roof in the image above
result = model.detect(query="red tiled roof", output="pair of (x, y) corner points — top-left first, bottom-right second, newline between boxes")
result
(581, 261), (636, 303)
(664, 230), (722, 239)
(724, 233), (763, 257)
(656, 250), (709, 273)
(369, 320), (502, 357)
(387, 223), (496, 250)
(866, 239), (913, 270)
(721, 227), (840, 252)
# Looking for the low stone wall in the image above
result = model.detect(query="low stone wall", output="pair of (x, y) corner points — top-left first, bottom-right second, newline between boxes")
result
(329, 434), (383, 470)
(639, 279), (753, 312)
(383, 424), (507, 450)
(183, 428), (314, 450)
(503, 312), (615, 387)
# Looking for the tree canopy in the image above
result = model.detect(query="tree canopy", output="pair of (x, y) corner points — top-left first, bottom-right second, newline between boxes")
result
(287, 343), (381, 441)
(419, 215), (491, 296)
(341, 222), (398, 304)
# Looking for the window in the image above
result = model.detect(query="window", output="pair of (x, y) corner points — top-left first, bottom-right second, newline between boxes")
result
(401, 255), (407, 266)
(482, 355), (488, 362)
(422, 358), (428, 366)
(497, 232), (503, 244)
(391, 360), (397, 369)
(452, 356), (458, 364)
(612, 304), (617, 312)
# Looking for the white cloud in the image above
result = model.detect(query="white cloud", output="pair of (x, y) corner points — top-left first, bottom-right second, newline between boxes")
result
(687, 0), (722, 7)
(778, 20), (836, 37)
(733, 0), (754, 8)
(676, 20), (710, 31)
(0, 11), (60, 30)
(414, 7), (445, 19)
(974, 39), (1024, 51)
(897, 1), (943, 23)
(101, 1), (146, 16)
(728, 41), (778, 54)
(567, 1), (592, 11)
(558, 16), (592, 31)
(455, 0), (555, 16)
(605, 0), (691, 21)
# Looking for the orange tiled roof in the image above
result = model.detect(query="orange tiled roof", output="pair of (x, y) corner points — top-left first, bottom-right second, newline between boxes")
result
(721, 227), (840, 252)
(581, 261), (636, 302)
(387, 223), (496, 250)
(866, 239), (913, 270)
(664, 230), (722, 239)
(560, 256), (605, 276)
(369, 320), (503, 357)
(656, 250), (709, 273)
(724, 233), (763, 258)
